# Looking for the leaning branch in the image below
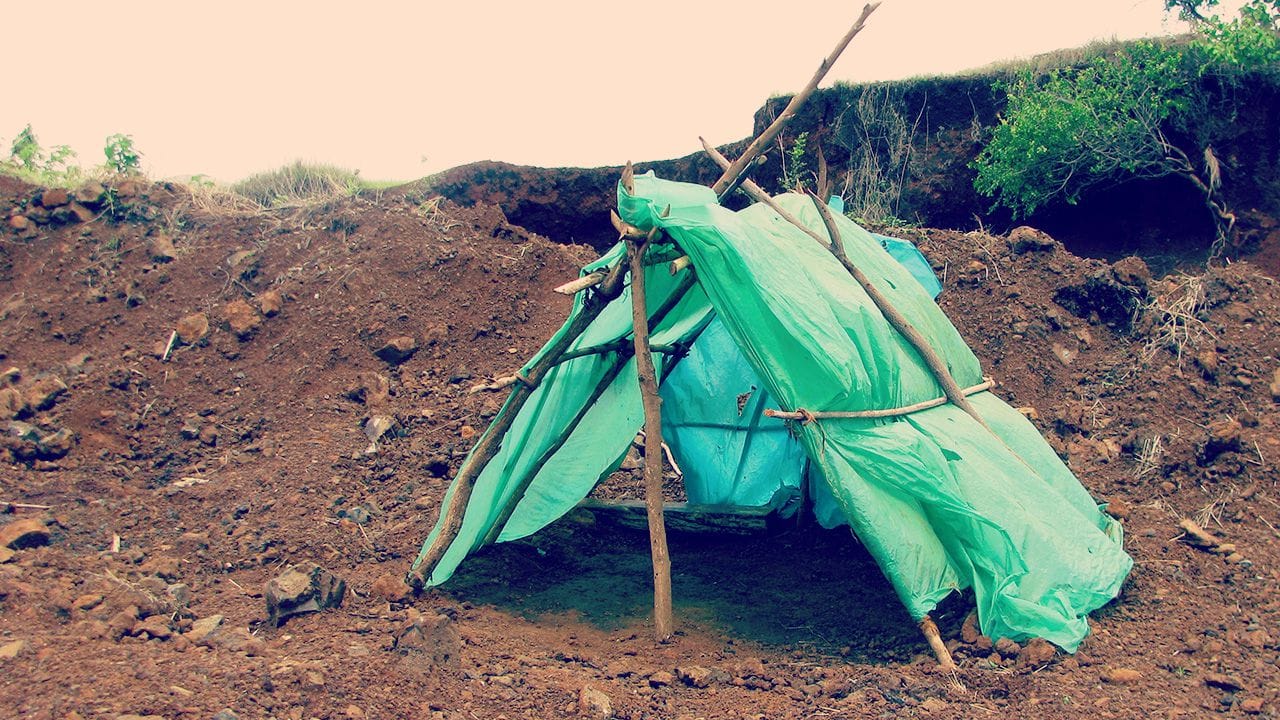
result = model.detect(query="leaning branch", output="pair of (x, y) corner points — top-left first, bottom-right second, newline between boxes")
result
(710, 2), (880, 197)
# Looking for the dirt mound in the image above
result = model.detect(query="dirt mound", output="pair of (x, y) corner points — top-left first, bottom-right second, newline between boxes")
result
(1, 178), (1279, 720)
(404, 146), (745, 253)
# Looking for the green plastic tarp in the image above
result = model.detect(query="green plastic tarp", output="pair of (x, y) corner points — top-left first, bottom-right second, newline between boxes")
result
(411, 172), (1131, 651)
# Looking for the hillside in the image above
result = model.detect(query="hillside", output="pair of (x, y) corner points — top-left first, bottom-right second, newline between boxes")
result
(422, 65), (1280, 277)
(1, 171), (1278, 719)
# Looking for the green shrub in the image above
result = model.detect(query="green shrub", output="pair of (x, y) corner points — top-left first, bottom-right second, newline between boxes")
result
(2, 125), (82, 186)
(973, 42), (1195, 217)
(103, 133), (142, 175)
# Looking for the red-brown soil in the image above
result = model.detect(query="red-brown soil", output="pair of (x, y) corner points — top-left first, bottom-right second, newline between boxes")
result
(1, 174), (1278, 720)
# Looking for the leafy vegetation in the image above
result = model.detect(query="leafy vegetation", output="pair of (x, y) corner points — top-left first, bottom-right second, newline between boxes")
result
(1190, 0), (1280, 68)
(2, 125), (149, 187)
(973, 1), (1278, 254)
(779, 132), (810, 193)
(973, 42), (1197, 217)
(3, 125), (82, 186)
(103, 133), (143, 175)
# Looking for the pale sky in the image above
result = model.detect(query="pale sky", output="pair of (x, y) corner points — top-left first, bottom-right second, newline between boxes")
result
(0, 1), (1207, 183)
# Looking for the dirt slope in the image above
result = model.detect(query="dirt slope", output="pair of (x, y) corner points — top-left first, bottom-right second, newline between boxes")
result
(1, 176), (1278, 720)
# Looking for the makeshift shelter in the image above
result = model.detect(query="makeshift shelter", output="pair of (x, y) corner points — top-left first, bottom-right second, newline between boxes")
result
(410, 172), (1132, 654)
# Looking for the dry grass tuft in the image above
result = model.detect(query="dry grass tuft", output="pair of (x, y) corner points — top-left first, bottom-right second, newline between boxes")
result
(1139, 273), (1214, 364)
(231, 161), (363, 208)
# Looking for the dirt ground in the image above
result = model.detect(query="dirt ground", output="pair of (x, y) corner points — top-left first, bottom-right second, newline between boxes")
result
(1, 173), (1278, 720)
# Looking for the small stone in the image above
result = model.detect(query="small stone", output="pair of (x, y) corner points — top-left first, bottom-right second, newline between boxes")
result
(0, 639), (26, 659)
(460, 425), (476, 441)
(75, 181), (106, 207)
(1270, 367), (1280, 401)
(648, 670), (674, 687)
(1241, 698), (1264, 714)
(0, 387), (24, 421)
(1204, 673), (1244, 691)
(26, 373), (68, 411)
(166, 583), (191, 608)
(67, 202), (96, 223)
(340, 506), (370, 525)
(1017, 637), (1057, 667)
(37, 428), (75, 459)
(38, 188), (70, 208)
(994, 637), (1021, 658)
(107, 607), (140, 640)
(211, 710), (239, 720)
(364, 415), (395, 444)
(1051, 343), (1076, 366)
(1195, 349), (1220, 379)
(369, 573), (412, 603)
(1106, 499), (1132, 520)
(1111, 256), (1151, 287)
(7, 215), (30, 232)
(198, 425), (218, 446)
(578, 685), (612, 720)
(208, 626), (265, 656)
(133, 615), (174, 640)
(1008, 226), (1057, 254)
(149, 234), (177, 262)
(921, 698), (949, 713)
(222, 300), (262, 340)
(175, 313), (210, 344)
(374, 336), (418, 365)
(184, 615), (224, 644)
(72, 593), (104, 611)
(394, 611), (461, 666)
(139, 556), (181, 581)
(257, 289), (283, 317)
(1103, 667), (1143, 684)
(264, 562), (346, 626)
(0, 518), (50, 549)
(676, 665), (713, 688)
(1201, 419), (1243, 464)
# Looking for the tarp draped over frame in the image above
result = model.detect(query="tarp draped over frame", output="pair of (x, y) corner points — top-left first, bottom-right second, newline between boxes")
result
(411, 173), (1130, 652)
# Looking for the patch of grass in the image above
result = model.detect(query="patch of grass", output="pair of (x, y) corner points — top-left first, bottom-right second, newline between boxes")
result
(231, 161), (366, 208)
(958, 37), (1175, 79)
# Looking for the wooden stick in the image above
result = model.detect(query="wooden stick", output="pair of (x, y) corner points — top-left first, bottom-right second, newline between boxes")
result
(611, 209), (652, 240)
(669, 256), (691, 275)
(407, 259), (629, 589)
(702, 138), (831, 245)
(806, 193), (991, 431)
(628, 230), (674, 642)
(471, 341), (686, 393)
(0, 501), (52, 510)
(704, 138), (990, 430)
(765, 379), (994, 421)
(920, 616), (957, 671)
(554, 272), (605, 295)
(468, 374), (524, 394)
(710, 2), (880, 197)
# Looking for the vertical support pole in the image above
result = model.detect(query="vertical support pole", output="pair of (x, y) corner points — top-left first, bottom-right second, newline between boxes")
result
(919, 616), (957, 671)
(627, 231), (674, 642)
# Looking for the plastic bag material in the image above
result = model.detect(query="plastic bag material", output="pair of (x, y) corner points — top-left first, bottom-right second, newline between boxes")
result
(412, 172), (1130, 652)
